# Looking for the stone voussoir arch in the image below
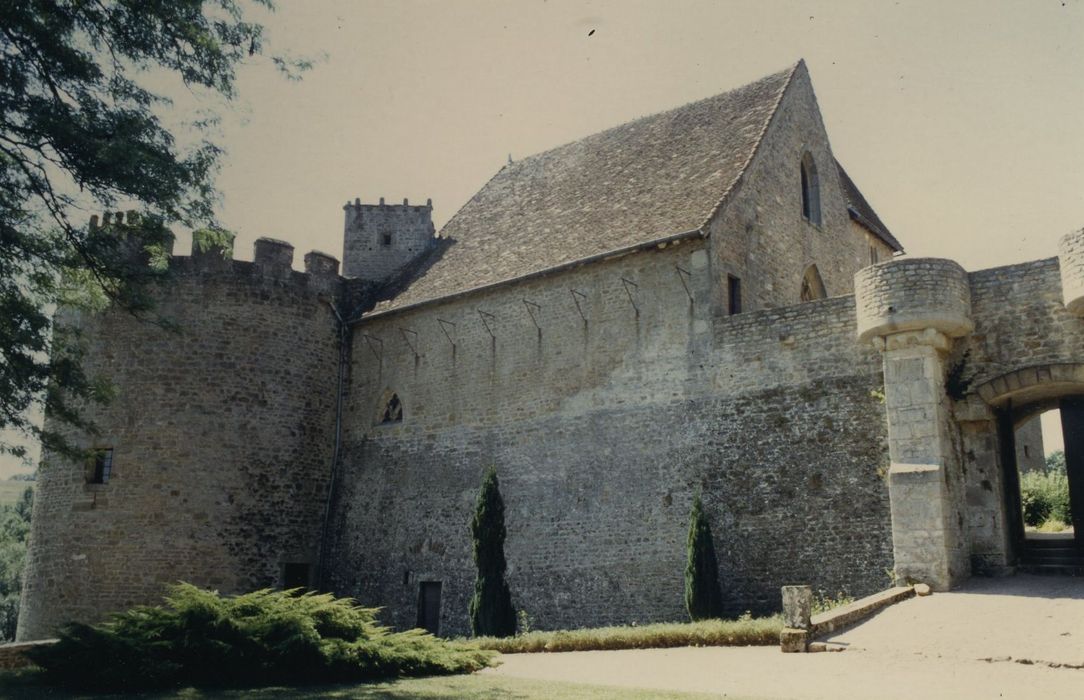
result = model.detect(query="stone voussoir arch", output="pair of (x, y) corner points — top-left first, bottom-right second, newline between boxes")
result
(975, 363), (1084, 409)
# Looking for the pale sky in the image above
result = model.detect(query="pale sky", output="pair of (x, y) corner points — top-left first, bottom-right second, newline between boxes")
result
(207, 0), (1084, 271)
(3, 0), (1081, 476)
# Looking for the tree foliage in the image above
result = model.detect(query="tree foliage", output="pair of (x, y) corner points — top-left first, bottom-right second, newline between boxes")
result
(1021, 470), (1071, 527)
(0, 1), (302, 460)
(468, 467), (516, 638)
(1045, 450), (1066, 475)
(27, 583), (494, 692)
(684, 492), (724, 621)
(0, 485), (33, 641)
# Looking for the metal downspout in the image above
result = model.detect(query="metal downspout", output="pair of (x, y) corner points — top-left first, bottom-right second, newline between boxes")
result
(317, 299), (348, 589)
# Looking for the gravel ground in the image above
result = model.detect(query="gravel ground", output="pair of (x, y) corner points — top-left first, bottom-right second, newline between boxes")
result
(485, 574), (1084, 699)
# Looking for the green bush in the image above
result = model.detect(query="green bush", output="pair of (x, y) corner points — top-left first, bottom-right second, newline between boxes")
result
(27, 583), (494, 693)
(1020, 470), (1070, 527)
(0, 486), (33, 641)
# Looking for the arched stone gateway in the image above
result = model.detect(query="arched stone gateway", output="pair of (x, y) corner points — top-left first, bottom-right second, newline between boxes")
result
(974, 366), (1084, 564)
(855, 233), (1084, 591)
(975, 363), (1084, 410)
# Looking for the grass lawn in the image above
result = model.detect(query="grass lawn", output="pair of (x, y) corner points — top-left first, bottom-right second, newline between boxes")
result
(0, 478), (33, 507)
(0, 669), (735, 699)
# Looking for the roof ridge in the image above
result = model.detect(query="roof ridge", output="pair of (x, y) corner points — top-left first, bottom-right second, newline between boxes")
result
(697, 60), (802, 232)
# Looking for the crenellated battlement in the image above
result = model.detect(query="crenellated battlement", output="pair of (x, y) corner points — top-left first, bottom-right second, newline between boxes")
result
(89, 210), (139, 231)
(174, 237), (343, 296)
(342, 196), (434, 213)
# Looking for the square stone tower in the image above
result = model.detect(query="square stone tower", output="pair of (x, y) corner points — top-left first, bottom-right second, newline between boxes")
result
(342, 198), (435, 283)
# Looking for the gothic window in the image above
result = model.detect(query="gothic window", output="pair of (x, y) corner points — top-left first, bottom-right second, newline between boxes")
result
(800, 265), (827, 302)
(381, 393), (403, 424)
(800, 153), (821, 226)
(87, 447), (113, 484)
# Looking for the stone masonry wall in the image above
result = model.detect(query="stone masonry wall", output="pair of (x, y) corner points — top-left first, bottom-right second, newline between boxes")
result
(956, 258), (1084, 390)
(327, 238), (892, 636)
(17, 254), (341, 641)
(707, 64), (887, 313)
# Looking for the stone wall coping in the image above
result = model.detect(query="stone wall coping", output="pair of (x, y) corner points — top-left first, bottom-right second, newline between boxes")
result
(809, 585), (915, 639)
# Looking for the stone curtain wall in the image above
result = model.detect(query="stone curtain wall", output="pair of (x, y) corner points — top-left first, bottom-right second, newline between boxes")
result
(958, 258), (1084, 388)
(328, 240), (892, 636)
(17, 253), (340, 641)
(708, 64), (884, 313)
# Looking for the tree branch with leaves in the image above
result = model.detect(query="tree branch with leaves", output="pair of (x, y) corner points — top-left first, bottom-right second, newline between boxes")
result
(0, 0), (308, 461)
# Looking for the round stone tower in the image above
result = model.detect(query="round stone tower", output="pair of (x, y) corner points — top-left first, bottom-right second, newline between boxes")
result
(17, 228), (344, 640)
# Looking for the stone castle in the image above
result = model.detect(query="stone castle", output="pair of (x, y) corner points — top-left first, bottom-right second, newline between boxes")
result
(17, 60), (1084, 641)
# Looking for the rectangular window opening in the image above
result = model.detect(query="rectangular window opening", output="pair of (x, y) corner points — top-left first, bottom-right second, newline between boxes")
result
(869, 246), (879, 266)
(727, 275), (742, 315)
(87, 448), (113, 484)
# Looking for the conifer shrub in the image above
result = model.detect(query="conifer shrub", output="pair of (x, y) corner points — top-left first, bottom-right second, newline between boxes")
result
(26, 584), (494, 692)
(469, 467), (516, 638)
(684, 492), (724, 621)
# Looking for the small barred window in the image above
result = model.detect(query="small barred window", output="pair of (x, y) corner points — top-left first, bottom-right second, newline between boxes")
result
(87, 448), (113, 484)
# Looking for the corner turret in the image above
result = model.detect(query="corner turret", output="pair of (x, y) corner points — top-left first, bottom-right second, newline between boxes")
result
(341, 197), (435, 283)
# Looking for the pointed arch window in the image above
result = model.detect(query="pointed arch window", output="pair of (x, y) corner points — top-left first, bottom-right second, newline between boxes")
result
(380, 393), (403, 424)
(800, 265), (827, 302)
(800, 153), (821, 226)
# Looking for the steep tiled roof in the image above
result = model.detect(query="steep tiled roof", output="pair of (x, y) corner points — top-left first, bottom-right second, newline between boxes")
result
(375, 63), (800, 312)
(835, 160), (902, 252)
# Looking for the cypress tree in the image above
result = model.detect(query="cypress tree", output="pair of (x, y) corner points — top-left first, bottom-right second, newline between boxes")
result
(684, 492), (724, 621)
(469, 468), (516, 637)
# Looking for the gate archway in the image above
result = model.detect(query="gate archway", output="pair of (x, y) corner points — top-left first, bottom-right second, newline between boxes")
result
(977, 365), (1084, 567)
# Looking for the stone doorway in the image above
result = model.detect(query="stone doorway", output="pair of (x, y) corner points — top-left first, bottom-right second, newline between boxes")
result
(416, 581), (442, 636)
(998, 397), (1084, 573)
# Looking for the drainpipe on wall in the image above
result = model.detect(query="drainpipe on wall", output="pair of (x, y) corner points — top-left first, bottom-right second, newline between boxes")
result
(317, 299), (349, 590)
